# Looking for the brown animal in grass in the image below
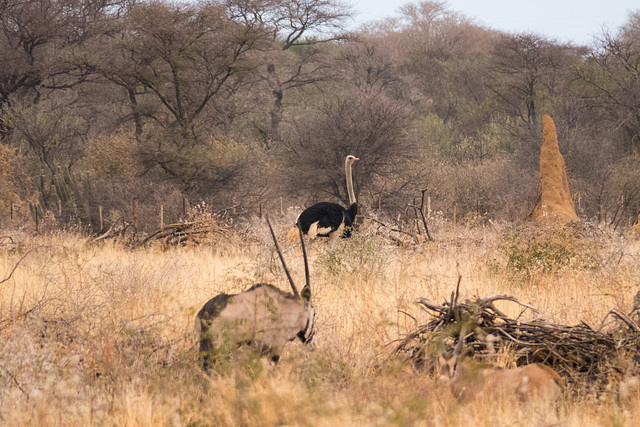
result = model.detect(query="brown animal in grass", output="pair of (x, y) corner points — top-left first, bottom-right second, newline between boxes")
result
(437, 355), (564, 407)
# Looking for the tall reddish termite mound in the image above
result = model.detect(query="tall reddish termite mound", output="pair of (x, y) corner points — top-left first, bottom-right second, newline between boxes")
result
(529, 115), (578, 223)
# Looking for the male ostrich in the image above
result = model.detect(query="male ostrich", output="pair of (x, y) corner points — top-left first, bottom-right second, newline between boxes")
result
(290, 155), (359, 240)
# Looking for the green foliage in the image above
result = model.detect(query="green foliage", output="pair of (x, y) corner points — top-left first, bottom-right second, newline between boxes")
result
(201, 344), (265, 380)
(420, 110), (512, 162)
(54, 167), (93, 215)
(419, 113), (455, 156)
(314, 233), (388, 278)
(286, 36), (320, 55)
(198, 324), (266, 379)
(28, 167), (94, 227)
(507, 238), (575, 273)
(503, 229), (600, 279)
(4, 0), (640, 231)
(139, 130), (252, 193)
(475, 122), (511, 159)
(298, 353), (353, 390)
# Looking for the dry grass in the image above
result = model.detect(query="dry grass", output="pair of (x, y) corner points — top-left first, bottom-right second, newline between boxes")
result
(1, 221), (640, 426)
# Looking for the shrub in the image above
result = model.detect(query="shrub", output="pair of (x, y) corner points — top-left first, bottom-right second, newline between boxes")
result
(0, 143), (36, 223)
(314, 233), (389, 279)
(503, 226), (601, 279)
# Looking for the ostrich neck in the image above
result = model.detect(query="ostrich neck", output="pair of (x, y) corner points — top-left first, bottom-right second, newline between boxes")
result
(345, 159), (356, 206)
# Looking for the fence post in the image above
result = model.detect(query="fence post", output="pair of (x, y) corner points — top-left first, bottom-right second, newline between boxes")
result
(99, 205), (103, 231)
(577, 193), (581, 211)
(160, 204), (164, 230)
(132, 197), (138, 229)
(182, 195), (187, 218)
(405, 203), (410, 225)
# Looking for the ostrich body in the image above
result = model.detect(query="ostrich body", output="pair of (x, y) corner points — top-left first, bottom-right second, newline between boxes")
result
(295, 155), (359, 239)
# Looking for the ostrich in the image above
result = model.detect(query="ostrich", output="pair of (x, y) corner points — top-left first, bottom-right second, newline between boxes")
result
(290, 155), (359, 240)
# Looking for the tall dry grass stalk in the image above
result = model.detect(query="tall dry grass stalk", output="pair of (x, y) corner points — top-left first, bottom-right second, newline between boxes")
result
(1, 222), (639, 426)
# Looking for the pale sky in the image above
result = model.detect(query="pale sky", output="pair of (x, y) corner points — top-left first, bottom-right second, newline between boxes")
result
(352, 0), (639, 45)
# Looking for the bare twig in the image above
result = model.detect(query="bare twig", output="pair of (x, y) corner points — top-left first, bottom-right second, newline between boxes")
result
(0, 249), (32, 286)
(600, 310), (640, 333)
(398, 310), (418, 328)
(0, 236), (15, 245)
(2, 368), (29, 401)
(480, 294), (539, 314)
(366, 217), (415, 237)
(418, 188), (433, 241)
(215, 203), (241, 216)
(417, 298), (447, 312)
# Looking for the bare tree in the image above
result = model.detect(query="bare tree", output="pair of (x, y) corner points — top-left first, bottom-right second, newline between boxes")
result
(81, 2), (270, 192)
(394, 1), (499, 162)
(575, 12), (640, 152)
(486, 33), (578, 132)
(10, 93), (88, 176)
(0, 0), (126, 138)
(281, 87), (418, 213)
(224, 0), (352, 146)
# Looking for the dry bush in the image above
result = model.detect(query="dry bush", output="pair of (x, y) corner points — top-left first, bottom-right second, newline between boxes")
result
(0, 143), (36, 224)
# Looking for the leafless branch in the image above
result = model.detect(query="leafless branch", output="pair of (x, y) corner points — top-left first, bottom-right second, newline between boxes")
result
(0, 249), (33, 286)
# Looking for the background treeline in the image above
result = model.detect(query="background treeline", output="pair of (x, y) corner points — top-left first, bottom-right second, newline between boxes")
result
(1, 0), (640, 233)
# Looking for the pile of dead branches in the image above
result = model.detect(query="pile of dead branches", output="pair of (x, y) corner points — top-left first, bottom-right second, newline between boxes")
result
(91, 214), (233, 248)
(91, 217), (137, 244)
(396, 280), (640, 386)
(135, 219), (230, 248)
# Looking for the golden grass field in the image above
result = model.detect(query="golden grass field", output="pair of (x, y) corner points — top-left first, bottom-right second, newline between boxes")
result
(1, 218), (640, 426)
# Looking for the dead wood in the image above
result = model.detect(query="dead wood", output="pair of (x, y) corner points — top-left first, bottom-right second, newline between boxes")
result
(0, 249), (33, 286)
(90, 211), (233, 248)
(367, 216), (430, 246)
(396, 289), (640, 389)
(407, 188), (433, 241)
(135, 217), (231, 248)
(368, 189), (435, 245)
(91, 217), (135, 243)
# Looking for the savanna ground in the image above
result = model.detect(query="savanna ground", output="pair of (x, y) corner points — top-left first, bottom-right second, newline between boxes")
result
(1, 216), (640, 426)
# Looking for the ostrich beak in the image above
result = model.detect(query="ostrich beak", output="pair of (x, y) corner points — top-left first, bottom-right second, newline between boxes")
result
(353, 157), (360, 161)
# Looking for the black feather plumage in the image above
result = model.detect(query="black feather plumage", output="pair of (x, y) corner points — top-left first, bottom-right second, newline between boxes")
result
(294, 155), (359, 239)
(297, 202), (355, 238)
